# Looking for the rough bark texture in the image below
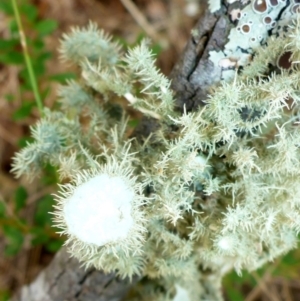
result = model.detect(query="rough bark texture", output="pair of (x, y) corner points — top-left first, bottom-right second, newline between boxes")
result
(11, 248), (136, 301)
(170, 2), (231, 112)
(11, 2), (232, 301)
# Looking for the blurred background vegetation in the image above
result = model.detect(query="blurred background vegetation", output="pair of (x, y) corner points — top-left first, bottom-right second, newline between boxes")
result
(0, 0), (299, 300)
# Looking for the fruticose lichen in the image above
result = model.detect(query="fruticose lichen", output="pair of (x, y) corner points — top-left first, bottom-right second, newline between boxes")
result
(12, 2), (300, 300)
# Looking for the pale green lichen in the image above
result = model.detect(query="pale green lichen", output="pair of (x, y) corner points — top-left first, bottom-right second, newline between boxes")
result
(12, 11), (300, 301)
(208, 0), (221, 13)
(209, 0), (298, 81)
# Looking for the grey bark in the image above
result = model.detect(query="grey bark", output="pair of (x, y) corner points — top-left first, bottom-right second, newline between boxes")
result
(170, 3), (229, 112)
(11, 248), (136, 301)
(11, 2), (234, 301)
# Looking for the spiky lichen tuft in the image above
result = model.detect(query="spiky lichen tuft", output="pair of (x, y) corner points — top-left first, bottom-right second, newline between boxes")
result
(53, 152), (148, 279)
(11, 10), (300, 301)
(60, 21), (121, 65)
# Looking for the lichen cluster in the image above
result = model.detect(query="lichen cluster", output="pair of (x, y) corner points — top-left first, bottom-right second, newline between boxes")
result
(12, 10), (300, 301)
(209, 0), (300, 81)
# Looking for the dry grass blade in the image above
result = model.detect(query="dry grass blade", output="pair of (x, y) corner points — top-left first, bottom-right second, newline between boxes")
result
(245, 261), (281, 301)
(120, 0), (163, 44)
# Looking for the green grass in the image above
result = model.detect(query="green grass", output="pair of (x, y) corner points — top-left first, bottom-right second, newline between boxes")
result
(0, 0), (71, 281)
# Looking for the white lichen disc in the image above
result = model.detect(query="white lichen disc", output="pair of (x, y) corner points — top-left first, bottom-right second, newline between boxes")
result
(63, 174), (135, 246)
